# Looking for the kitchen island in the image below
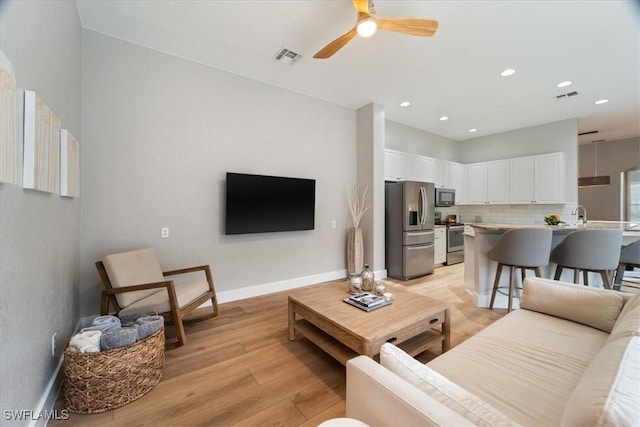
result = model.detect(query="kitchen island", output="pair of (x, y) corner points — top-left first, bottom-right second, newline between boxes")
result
(464, 221), (640, 309)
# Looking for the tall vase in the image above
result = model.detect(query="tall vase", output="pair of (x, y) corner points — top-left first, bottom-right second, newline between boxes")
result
(347, 227), (363, 275)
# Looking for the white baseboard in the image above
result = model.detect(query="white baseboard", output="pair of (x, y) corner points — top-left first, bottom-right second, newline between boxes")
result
(209, 269), (348, 305)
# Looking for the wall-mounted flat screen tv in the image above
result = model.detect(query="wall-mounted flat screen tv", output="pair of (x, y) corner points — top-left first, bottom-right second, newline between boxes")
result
(225, 172), (316, 235)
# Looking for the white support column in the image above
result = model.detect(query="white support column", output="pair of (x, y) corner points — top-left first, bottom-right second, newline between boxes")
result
(356, 103), (386, 275)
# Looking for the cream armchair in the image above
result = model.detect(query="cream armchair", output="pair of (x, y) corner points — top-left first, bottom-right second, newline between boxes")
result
(96, 247), (219, 349)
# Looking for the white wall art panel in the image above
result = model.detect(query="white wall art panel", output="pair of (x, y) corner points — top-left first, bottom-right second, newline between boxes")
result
(0, 50), (17, 184)
(23, 90), (60, 193)
(60, 129), (79, 197)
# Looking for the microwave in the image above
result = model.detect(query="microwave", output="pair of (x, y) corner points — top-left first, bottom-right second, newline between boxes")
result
(435, 188), (455, 207)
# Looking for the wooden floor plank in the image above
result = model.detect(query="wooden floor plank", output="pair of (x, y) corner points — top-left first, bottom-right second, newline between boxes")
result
(52, 263), (504, 426)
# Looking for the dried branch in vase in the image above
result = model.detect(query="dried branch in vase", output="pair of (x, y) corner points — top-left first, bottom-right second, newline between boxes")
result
(347, 185), (371, 228)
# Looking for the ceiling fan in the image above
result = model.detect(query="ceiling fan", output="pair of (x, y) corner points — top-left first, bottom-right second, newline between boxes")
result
(313, 0), (439, 59)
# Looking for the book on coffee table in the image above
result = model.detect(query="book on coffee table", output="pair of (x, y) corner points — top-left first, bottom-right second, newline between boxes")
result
(343, 293), (392, 312)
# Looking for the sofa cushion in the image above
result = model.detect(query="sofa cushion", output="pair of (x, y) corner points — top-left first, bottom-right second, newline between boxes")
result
(380, 343), (519, 427)
(608, 291), (640, 343)
(427, 309), (608, 426)
(562, 335), (640, 426)
(103, 248), (165, 308)
(520, 277), (624, 333)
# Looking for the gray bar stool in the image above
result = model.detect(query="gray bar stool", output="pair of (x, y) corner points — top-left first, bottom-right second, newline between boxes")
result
(613, 239), (640, 290)
(488, 228), (553, 312)
(550, 229), (623, 289)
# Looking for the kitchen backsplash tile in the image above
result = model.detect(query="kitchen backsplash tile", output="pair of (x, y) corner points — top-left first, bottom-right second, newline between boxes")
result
(441, 204), (578, 225)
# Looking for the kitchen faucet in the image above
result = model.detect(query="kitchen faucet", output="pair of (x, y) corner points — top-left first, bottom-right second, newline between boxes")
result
(572, 205), (587, 224)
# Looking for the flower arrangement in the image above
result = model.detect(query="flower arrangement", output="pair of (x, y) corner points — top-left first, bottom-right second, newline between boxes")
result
(347, 185), (371, 228)
(544, 213), (564, 225)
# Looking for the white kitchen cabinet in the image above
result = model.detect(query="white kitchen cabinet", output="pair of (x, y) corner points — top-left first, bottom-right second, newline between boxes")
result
(487, 160), (509, 203)
(464, 160), (509, 204)
(384, 149), (435, 183)
(434, 226), (447, 266)
(535, 152), (564, 203)
(434, 159), (450, 188)
(466, 162), (488, 204)
(451, 162), (467, 204)
(509, 152), (564, 204)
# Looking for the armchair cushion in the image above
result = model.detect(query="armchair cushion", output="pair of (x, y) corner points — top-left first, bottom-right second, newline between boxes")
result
(119, 281), (211, 316)
(102, 248), (165, 308)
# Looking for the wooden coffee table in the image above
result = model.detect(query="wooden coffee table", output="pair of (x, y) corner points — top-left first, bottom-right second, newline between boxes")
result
(288, 281), (450, 365)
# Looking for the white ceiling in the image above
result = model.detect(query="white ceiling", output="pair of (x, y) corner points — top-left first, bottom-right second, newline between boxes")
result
(76, 0), (640, 145)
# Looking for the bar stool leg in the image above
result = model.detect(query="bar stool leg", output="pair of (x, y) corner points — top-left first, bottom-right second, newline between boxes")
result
(554, 265), (563, 280)
(534, 267), (541, 277)
(600, 270), (612, 289)
(583, 270), (589, 287)
(489, 263), (503, 309)
(508, 266), (515, 313)
(573, 269), (580, 284)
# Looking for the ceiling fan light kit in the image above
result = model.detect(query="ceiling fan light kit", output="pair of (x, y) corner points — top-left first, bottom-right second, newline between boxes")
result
(313, 0), (438, 59)
(356, 18), (377, 37)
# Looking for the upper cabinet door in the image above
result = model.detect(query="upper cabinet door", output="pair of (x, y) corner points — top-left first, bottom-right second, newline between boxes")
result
(509, 156), (535, 203)
(487, 160), (509, 203)
(535, 152), (564, 203)
(466, 162), (488, 204)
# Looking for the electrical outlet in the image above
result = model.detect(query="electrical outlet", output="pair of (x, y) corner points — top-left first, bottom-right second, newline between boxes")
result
(161, 227), (169, 239)
(51, 332), (56, 356)
(331, 220), (337, 229)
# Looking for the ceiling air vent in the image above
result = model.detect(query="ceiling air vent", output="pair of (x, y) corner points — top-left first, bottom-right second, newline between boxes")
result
(556, 91), (579, 99)
(274, 48), (301, 65)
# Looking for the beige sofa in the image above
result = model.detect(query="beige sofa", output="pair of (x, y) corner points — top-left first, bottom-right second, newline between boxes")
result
(346, 278), (640, 426)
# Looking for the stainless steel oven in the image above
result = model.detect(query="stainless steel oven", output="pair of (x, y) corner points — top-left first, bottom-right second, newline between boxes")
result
(445, 224), (465, 265)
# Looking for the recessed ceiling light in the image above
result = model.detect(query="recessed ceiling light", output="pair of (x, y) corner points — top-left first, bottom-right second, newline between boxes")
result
(556, 81), (572, 88)
(594, 99), (609, 105)
(439, 116), (449, 121)
(400, 101), (411, 107)
(469, 128), (478, 133)
(500, 68), (516, 77)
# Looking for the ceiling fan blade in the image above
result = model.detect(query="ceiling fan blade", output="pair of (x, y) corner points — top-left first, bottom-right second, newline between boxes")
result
(377, 18), (439, 37)
(352, 0), (369, 14)
(313, 28), (358, 59)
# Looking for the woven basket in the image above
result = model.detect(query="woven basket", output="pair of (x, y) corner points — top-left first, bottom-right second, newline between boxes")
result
(63, 327), (165, 414)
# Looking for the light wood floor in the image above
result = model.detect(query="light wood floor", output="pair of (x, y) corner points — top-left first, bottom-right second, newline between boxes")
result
(52, 263), (507, 426)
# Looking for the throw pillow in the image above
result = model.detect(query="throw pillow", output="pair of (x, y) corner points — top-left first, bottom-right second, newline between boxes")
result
(379, 343), (520, 427)
(520, 278), (624, 333)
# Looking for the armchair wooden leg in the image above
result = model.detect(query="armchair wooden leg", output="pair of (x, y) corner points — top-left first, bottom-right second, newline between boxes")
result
(175, 317), (187, 348)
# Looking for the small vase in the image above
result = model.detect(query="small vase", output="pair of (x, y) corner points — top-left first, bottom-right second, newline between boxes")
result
(347, 227), (363, 275)
(373, 281), (386, 296)
(361, 264), (374, 292)
(347, 274), (363, 294)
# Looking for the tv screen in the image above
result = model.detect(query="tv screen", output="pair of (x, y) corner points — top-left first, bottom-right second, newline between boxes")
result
(225, 172), (316, 235)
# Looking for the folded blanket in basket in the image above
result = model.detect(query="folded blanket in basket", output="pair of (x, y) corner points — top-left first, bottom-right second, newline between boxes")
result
(134, 315), (164, 340)
(100, 327), (138, 350)
(68, 331), (101, 353)
(119, 313), (148, 327)
(81, 315), (121, 333)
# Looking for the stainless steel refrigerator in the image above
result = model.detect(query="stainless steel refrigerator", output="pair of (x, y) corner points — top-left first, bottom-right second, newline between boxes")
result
(385, 181), (435, 280)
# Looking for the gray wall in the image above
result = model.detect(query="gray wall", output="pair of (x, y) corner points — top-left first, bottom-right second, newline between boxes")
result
(80, 30), (356, 315)
(385, 120), (459, 161)
(579, 137), (640, 220)
(0, 0), (82, 419)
